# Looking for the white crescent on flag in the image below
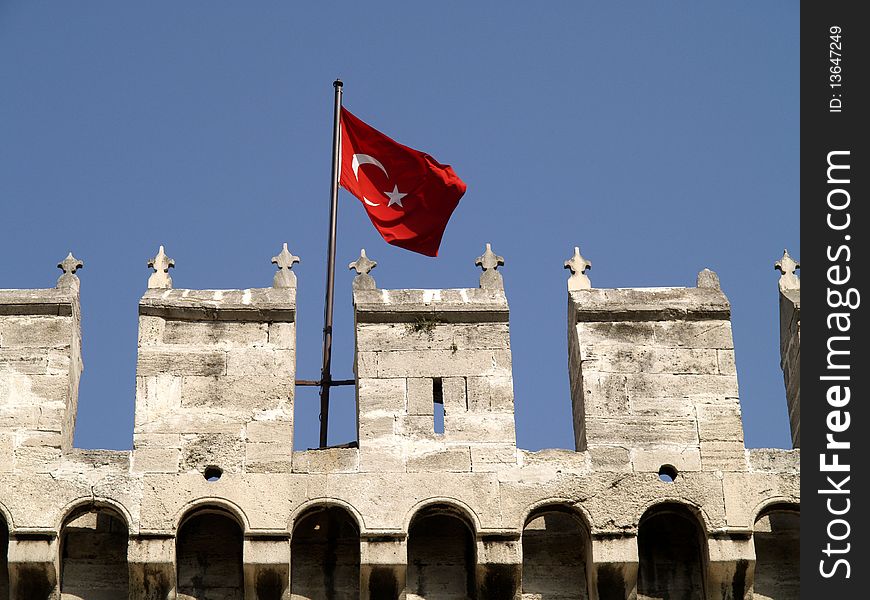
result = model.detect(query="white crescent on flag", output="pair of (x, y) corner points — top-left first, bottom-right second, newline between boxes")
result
(351, 154), (389, 206)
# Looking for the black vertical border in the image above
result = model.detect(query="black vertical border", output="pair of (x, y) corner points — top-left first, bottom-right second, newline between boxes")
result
(801, 1), (868, 596)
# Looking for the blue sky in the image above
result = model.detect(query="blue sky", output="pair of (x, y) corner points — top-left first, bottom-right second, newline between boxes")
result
(0, 2), (799, 451)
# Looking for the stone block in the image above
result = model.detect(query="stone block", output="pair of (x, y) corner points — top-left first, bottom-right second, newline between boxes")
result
(578, 320), (734, 349)
(717, 349), (737, 375)
(180, 375), (292, 410)
(292, 448), (359, 473)
(700, 441), (747, 471)
(0, 432), (13, 470)
(136, 350), (226, 376)
(627, 373), (739, 399)
(747, 448), (800, 474)
(696, 403), (744, 442)
(13, 444), (62, 472)
(399, 415), (437, 438)
(581, 345), (720, 375)
(46, 350), (72, 375)
(628, 396), (696, 418)
(0, 349), (49, 375)
(358, 377), (406, 412)
(442, 377), (467, 415)
(133, 433), (183, 449)
(356, 322), (510, 352)
(470, 445), (518, 471)
(245, 441), (292, 472)
(163, 320), (268, 347)
(586, 416), (699, 446)
(375, 349), (512, 378)
(27, 375), (69, 404)
(132, 448), (181, 473)
(630, 446), (702, 473)
(17, 430), (62, 449)
(180, 432), (245, 473)
(406, 447), (471, 472)
(267, 322), (295, 349)
(0, 315), (71, 348)
(579, 372), (630, 415)
(35, 403), (66, 432)
(137, 315), (165, 345)
(356, 352), (378, 378)
(588, 446), (632, 472)
(225, 348), (294, 376)
(406, 377), (433, 416)
(446, 412), (516, 443)
(135, 375), (183, 424)
(0, 404), (40, 429)
(359, 414), (397, 442)
(246, 419), (293, 444)
(358, 448), (405, 473)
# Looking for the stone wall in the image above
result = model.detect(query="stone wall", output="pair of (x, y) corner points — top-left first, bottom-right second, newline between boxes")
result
(0, 247), (800, 600)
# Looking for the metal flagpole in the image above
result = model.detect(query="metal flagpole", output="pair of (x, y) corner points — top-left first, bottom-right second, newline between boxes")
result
(317, 79), (343, 448)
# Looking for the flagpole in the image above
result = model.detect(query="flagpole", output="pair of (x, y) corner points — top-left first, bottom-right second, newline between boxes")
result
(318, 78), (343, 448)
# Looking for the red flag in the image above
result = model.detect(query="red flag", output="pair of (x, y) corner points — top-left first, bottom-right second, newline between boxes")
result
(339, 108), (466, 257)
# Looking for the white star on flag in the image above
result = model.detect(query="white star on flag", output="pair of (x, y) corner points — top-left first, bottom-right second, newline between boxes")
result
(384, 184), (407, 208)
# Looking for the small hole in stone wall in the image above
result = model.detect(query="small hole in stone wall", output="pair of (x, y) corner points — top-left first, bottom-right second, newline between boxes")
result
(203, 466), (223, 482)
(658, 464), (678, 483)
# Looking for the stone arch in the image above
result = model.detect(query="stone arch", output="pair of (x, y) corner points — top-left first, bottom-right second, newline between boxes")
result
(173, 496), (250, 533)
(406, 502), (477, 600)
(752, 503), (799, 600)
(288, 497), (365, 534)
(55, 496), (134, 535)
(521, 504), (592, 600)
(290, 504), (361, 600)
(176, 506), (244, 600)
(637, 502), (708, 600)
(1, 510), (8, 600)
(635, 496), (713, 535)
(403, 497), (483, 535)
(59, 503), (130, 600)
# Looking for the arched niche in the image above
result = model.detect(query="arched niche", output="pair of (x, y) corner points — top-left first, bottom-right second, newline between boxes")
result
(521, 506), (591, 599)
(406, 504), (476, 600)
(1, 514), (8, 600)
(753, 506), (799, 600)
(176, 508), (244, 600)
(60, 506), (130, 600)
(637, 503), (707, 600)
(290, 505), (360, 599)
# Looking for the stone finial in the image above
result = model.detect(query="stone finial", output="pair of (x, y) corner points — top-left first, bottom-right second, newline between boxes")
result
(564, 246), (592, 291)
(475, 243), (504, 290)
(775, 249), (800, 291)
(271, 243), (300, 288)
(697, 268), (720, 289)
(349, 249), (377, 290)
(56, 252), (84, 291)
(147, 245), (175, 289)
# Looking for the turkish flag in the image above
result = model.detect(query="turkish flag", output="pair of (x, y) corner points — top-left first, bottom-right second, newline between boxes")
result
(339, 108), (466, 257)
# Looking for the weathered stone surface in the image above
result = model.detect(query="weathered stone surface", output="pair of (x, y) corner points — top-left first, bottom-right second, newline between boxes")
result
(0, 315), (72, 348)
(0, 269), (798, 599)
(406, 447), (471, 472)
(137, 350), (227, 376)
(225, 348), (294, 376)
(630, 446), (702, 473)
(357, 322), (510, 352)
(180, 376), (293, 410)
(375, 349), (512, 378)
(163, 320), (268, 347)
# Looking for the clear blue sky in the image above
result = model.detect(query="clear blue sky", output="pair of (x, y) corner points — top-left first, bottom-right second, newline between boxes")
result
(0, 2), (799, 451)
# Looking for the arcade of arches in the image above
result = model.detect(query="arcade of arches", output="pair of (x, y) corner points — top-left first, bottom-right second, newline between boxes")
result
(0, 502), (799, 599)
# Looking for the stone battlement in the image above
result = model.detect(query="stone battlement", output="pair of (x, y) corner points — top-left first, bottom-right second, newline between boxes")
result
(0, 245), (800, 599)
